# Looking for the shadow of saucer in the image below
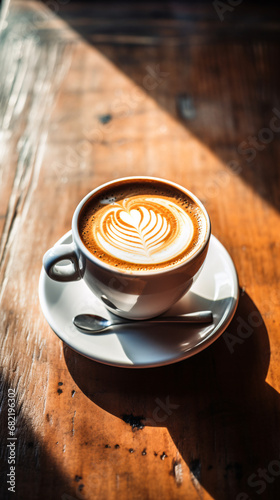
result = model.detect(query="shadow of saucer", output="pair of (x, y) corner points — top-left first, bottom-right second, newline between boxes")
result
(64, 291), (280, 498)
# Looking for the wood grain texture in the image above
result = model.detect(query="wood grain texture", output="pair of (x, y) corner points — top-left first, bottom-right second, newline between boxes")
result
(1, 1), (280, 499)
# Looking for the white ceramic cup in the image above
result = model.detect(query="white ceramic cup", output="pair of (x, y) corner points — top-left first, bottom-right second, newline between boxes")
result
(43, 177), (211, 319)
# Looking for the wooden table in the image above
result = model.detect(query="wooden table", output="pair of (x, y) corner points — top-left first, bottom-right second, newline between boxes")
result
(1, 1), (280, 499)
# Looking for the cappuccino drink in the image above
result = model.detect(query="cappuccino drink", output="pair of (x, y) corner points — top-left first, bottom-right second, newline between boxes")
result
(78, 178), (207, 272)
(44, 177), (211, 318)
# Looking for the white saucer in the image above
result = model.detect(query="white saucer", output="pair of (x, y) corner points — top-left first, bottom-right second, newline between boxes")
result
(39, 232), (239, 368)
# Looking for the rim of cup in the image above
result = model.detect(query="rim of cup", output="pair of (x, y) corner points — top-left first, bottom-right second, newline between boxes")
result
(72, 176), (211, 276)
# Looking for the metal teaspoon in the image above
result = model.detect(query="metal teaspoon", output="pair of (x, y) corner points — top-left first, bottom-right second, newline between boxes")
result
(73, 311), (213, 334)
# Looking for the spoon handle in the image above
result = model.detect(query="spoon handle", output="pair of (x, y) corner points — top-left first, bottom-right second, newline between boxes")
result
(115, 311), (213, 325)
(153, 311), (213, 323)
(101, 312), (213, 332)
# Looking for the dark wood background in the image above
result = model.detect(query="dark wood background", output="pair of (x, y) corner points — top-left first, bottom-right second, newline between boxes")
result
(1, 1), (280, 499)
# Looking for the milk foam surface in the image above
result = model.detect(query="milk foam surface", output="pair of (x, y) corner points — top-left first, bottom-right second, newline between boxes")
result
(96, 196), (194, 264)
(79, 180), (207, 271)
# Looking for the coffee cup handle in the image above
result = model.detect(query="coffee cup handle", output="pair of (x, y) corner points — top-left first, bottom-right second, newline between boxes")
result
(43, 243), (82, 282)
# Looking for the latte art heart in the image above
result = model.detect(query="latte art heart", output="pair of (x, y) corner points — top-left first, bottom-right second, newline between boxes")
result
(79, 180), (207, 271)
(95, 198), (194, 264)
